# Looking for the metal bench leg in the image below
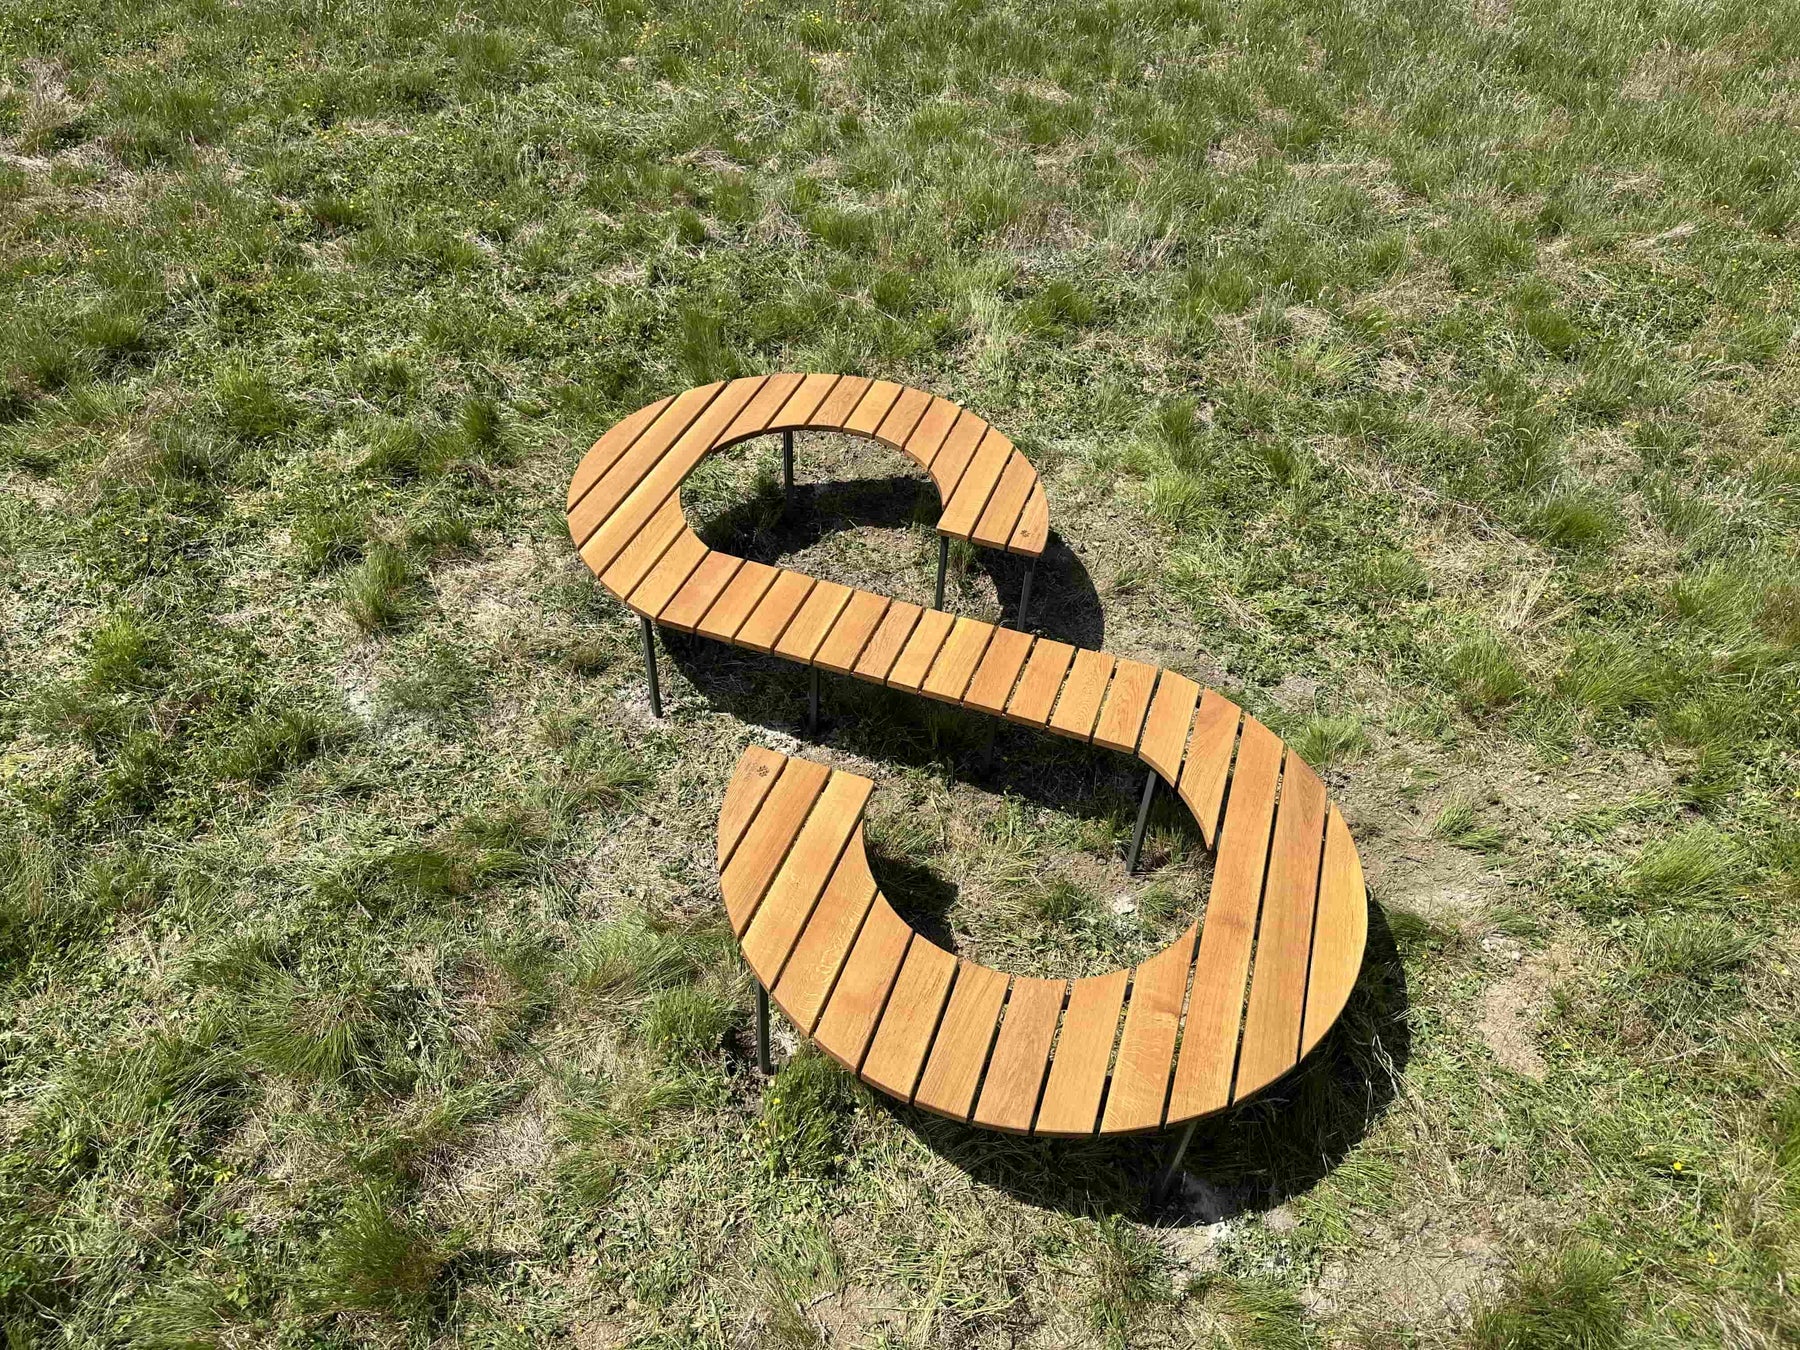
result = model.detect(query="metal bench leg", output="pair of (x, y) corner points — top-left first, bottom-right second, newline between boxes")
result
(1127, 769), (1157, 872)
(1013, 558), (1037, 630)
(807, 666), (820, 736)
(756, 983), (773, 1074)
(934, 535), (949, 611)
(639, 616), (663, 718)
(1152, 1119), (1197, 1207)
(782, 429), (794, 508)
(978, 719), (997, 773)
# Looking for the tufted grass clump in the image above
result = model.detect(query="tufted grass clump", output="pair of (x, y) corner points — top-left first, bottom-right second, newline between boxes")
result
(1446, 635), (1529, 712)
(641, 984), (737, 1061)
(1469, 1246), (1623, 1350)
(309, 1188), (450, 1315)
(1291, 715), (1367, 770)
(755, 1049), (864, 1179)
(343, 545), (418, 634)
(1626, 826), (1742, 908)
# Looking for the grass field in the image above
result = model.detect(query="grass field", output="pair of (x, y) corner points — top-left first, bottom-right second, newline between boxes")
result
(3, 0), (1799, 1344)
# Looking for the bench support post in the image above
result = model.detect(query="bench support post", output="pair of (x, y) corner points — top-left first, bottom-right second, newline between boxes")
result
(807, 666), (820, 736)
(934, 535), (949, 610)
(1014, 558), (1036, 630)
(782, 429), (795, 507)
(756, 983), (773, 1074)
(1127, 769), (1157, 873)
(639, 616), (662, 718)
(1152, 1118), (1197, 1207)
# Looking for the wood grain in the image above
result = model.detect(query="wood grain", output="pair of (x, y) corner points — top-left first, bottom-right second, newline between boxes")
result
(972, 977), (1065, 1133)
(913, 962), (1009, 1120)
(1166, 718), (1283, 1121)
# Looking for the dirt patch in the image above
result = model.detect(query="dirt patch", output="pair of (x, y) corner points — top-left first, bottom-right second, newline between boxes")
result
(1476, 942), (1571, 1081)
(1309, 1212), (1503, 1328)
(1363, 842), (1504, 926)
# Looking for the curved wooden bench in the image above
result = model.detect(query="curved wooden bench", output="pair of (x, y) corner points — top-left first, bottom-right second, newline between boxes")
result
(566, 375), (1048, 636)
(565, 377), (1369, 1159)
(719, 730), (1366, 1135)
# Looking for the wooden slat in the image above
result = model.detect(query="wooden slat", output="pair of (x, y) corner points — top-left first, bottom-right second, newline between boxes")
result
(844, 379), (904, 435)
(772, 826), (878, 1033)
(1092, 659), (1158, 754)
(859, 940), (957, 1100)
(928, 417), (988, 500)
(736, 569), (816, 653)
(1166, 718), (1283, 1121)
(1006, 480), (1049, 556)
(813, 901), (912, 1071)
(598, 497), (684, 601)
(963, 628), (1034, 714)
(577, 376), (768, 579)
(695, 560), (780, 642)
(1301, 806), (1366, 1058)
(885, 608), (956, 691)
(762, 372), (843, 431)
(1100, 922), (1199, 1132)
(914, 962), (1010, 1119)
(715, 371), (808, 447)
(972, 977), (1064, 1133)
(1235, 755), (1328, 1100)
(659, 552), (742, 633)
(568, 395), (672, 510)
(740, 770), (875, 984)
(1137, 672), (1200, 784)
(852, 601), (923, 682)
(938, 431), (1015, 539)
(970, 451), (1037, 550)
(1033, 969), (1128, 1136)
(717, 747), (788, 870)
(807, 375), (874, 429)
(568, 381), (723, 544)
(903, 398), (963, 472)
(718, 756), (832, 936)
(874, 386), (933, 448)
(1048, 649), (1115, 740)
(569, 378), (739, 554)
(814, 591), (891, 674)
(1005, 639), (1075, 725)
(1178, 690), (1242, 848)
(774, 580), (854, 663)
(628, 531), (708, 619)
(921, 617), (996, 703)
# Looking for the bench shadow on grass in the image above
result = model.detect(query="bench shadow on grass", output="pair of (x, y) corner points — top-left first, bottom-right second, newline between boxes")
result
(655, 478), (1410, 1224)
(689, 472), (1108, 649)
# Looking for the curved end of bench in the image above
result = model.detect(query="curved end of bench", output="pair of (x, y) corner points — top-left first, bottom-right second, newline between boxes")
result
(717, 737), (1370, 1140)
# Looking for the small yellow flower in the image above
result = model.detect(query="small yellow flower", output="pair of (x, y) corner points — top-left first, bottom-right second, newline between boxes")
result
(1672, 1160), (1684, 1171)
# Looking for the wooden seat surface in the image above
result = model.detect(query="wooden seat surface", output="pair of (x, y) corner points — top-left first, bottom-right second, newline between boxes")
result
(568, 377), (1369, 1134)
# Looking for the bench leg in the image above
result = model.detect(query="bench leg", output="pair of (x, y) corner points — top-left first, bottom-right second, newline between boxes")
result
(1127, 769), (1157, 873)
(782, 429), (795, 508)
(1152, 1119), (1197, 1207)
(934, 535), (949, 611)
(756, 983), (773, 1074)
(1013, 558), (1036, 631)
(978, 719), (997, 773)
(807, 665), (820, 736)
(639, 616), (663, 718)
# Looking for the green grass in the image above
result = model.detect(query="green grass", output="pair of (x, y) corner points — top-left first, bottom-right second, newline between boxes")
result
(3, 0), (1799, 1343)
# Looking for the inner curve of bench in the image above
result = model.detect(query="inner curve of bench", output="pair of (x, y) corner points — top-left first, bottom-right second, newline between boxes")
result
(566, 373), (1369, 1136)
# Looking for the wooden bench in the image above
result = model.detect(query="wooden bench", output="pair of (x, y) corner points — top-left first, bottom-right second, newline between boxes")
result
(566, 377), (1369, 1195)
(566, 373), (1049, 652)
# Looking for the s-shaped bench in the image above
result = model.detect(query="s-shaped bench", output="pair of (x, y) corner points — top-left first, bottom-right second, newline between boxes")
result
(566, 374), (1368, 1198)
